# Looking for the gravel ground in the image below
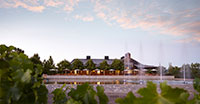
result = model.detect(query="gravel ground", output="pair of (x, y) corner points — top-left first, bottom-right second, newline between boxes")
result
(46, 84), (196, 104)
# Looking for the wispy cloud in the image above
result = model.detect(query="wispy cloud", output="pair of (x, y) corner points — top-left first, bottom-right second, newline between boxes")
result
(93, 0), (200, 43)
(63, 0), (79, 13)
(1, 0), (200, 43)
(74, 15), (94, 22)
(0, 0), (80, 13)
(0, 0), (45, 12)
(14, 1), (45, 12)
(44, 0), (63, 7)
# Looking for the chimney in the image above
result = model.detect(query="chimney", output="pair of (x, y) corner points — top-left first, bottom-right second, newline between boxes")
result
(86, 56), (91, 59)
(104, 56), (109, 60)
(125, 52), (131, 59)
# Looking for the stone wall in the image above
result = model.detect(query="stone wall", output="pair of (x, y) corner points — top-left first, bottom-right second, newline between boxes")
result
(45, 75), (174, 81)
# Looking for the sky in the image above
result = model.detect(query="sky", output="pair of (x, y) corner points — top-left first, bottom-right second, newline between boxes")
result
(0, 0), (200, 67)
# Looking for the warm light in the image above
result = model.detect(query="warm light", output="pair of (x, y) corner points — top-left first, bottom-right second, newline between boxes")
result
(128, 70), (132, 74)
(74, 70), (77, 74)
(97, 82), (100, 85)
(116, 80), (120, 84)
(74, 82), (77, 85)
(97, 70), (100, 74)
(86, 71), (89, 74)
(116, 70), (120, 74)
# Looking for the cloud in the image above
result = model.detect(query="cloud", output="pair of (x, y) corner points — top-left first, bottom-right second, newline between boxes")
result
(0, 0), (80, 13)
(0, 0), (45, 12)
(74, 15), (94, 22)
(1, 0), (200, 43)
(44, 0), (63, 7)
(14, 1), (45, 12)
(63, 0), (80, 13)
(93, 0), (200, 43)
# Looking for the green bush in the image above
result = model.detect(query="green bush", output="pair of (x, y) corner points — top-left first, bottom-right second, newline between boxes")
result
(52, 83), (108, 104)
(0, 44), (48, 104)
(116, 79), (200, 104)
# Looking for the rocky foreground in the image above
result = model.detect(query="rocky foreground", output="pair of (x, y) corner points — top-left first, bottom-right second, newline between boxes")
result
(46, 84), (195, 104)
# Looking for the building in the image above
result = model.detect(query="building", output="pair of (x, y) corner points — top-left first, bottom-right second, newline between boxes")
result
(71, 55), (114, 67)
(122, 52), (158, 70)
(71, 52), (158, 70)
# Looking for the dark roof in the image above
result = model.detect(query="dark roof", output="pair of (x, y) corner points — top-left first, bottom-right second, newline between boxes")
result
(71, 59), (115, 66)
(121, 57), (158, 69)
(72, 57), (158, 69)
(134, 64), (158, 69)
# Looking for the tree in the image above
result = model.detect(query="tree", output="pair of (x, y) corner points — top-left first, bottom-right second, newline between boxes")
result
(30, 53), (42, 65)
(30, 54), (43, 75)
(57, 59), (71, 73)
(111, 59), (124, 70)
(99, 60), (110, 70)
(168, 65), (181, 78)
(191, 63), (200, 78)
(71, 59), (84, 70)
(15, 47), (24, 53)
(85, 59), (96, 70)
(43, 56), (56, 74)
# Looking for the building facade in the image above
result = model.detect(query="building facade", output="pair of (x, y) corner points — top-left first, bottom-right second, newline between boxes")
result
(71, 52), (158, 70)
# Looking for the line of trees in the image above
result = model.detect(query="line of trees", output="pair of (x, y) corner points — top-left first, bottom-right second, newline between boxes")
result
(32, 52), (200, 77)
(167, 63), (200, 78)
(29, 53), (124, 75)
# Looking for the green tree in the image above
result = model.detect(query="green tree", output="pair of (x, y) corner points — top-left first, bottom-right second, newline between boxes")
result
(71, 59), (84, 70)
(0, 44), (48, 104)
(191, 63), (200, 78)
(57, 59), (71, 73)
(30, 53), (42, 65)
(85, 59), (96, 70)
(168, 65), (181, 78)
(43, 56), (56, 74)
(30, 54), (42, 72)
(15, 48), (24, 53)
(99, 60), (110, 70)
(111, 59), (124, 70)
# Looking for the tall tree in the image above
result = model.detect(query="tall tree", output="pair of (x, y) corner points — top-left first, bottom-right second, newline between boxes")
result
(111, 59), (124, 70)
(85, 59), (96, 70)
(57, 59), (71, 72)
(191, 63), (200, 78)
(30, 53), (42, 65)
(30, 53), (43, 75)
(71, 59), (84, 70)
(43, 56), (56, 74)
(99, 60), (110, 70)
(168, 65), (181, 78)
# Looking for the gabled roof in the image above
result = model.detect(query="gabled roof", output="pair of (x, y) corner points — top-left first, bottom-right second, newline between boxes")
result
(121, 57), (158, 69)
(71, 59), (115, 66)
(71, 55), (158, 69)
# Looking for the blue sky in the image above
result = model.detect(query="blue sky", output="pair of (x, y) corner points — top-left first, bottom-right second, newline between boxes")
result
(0, 0), (200, 67)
